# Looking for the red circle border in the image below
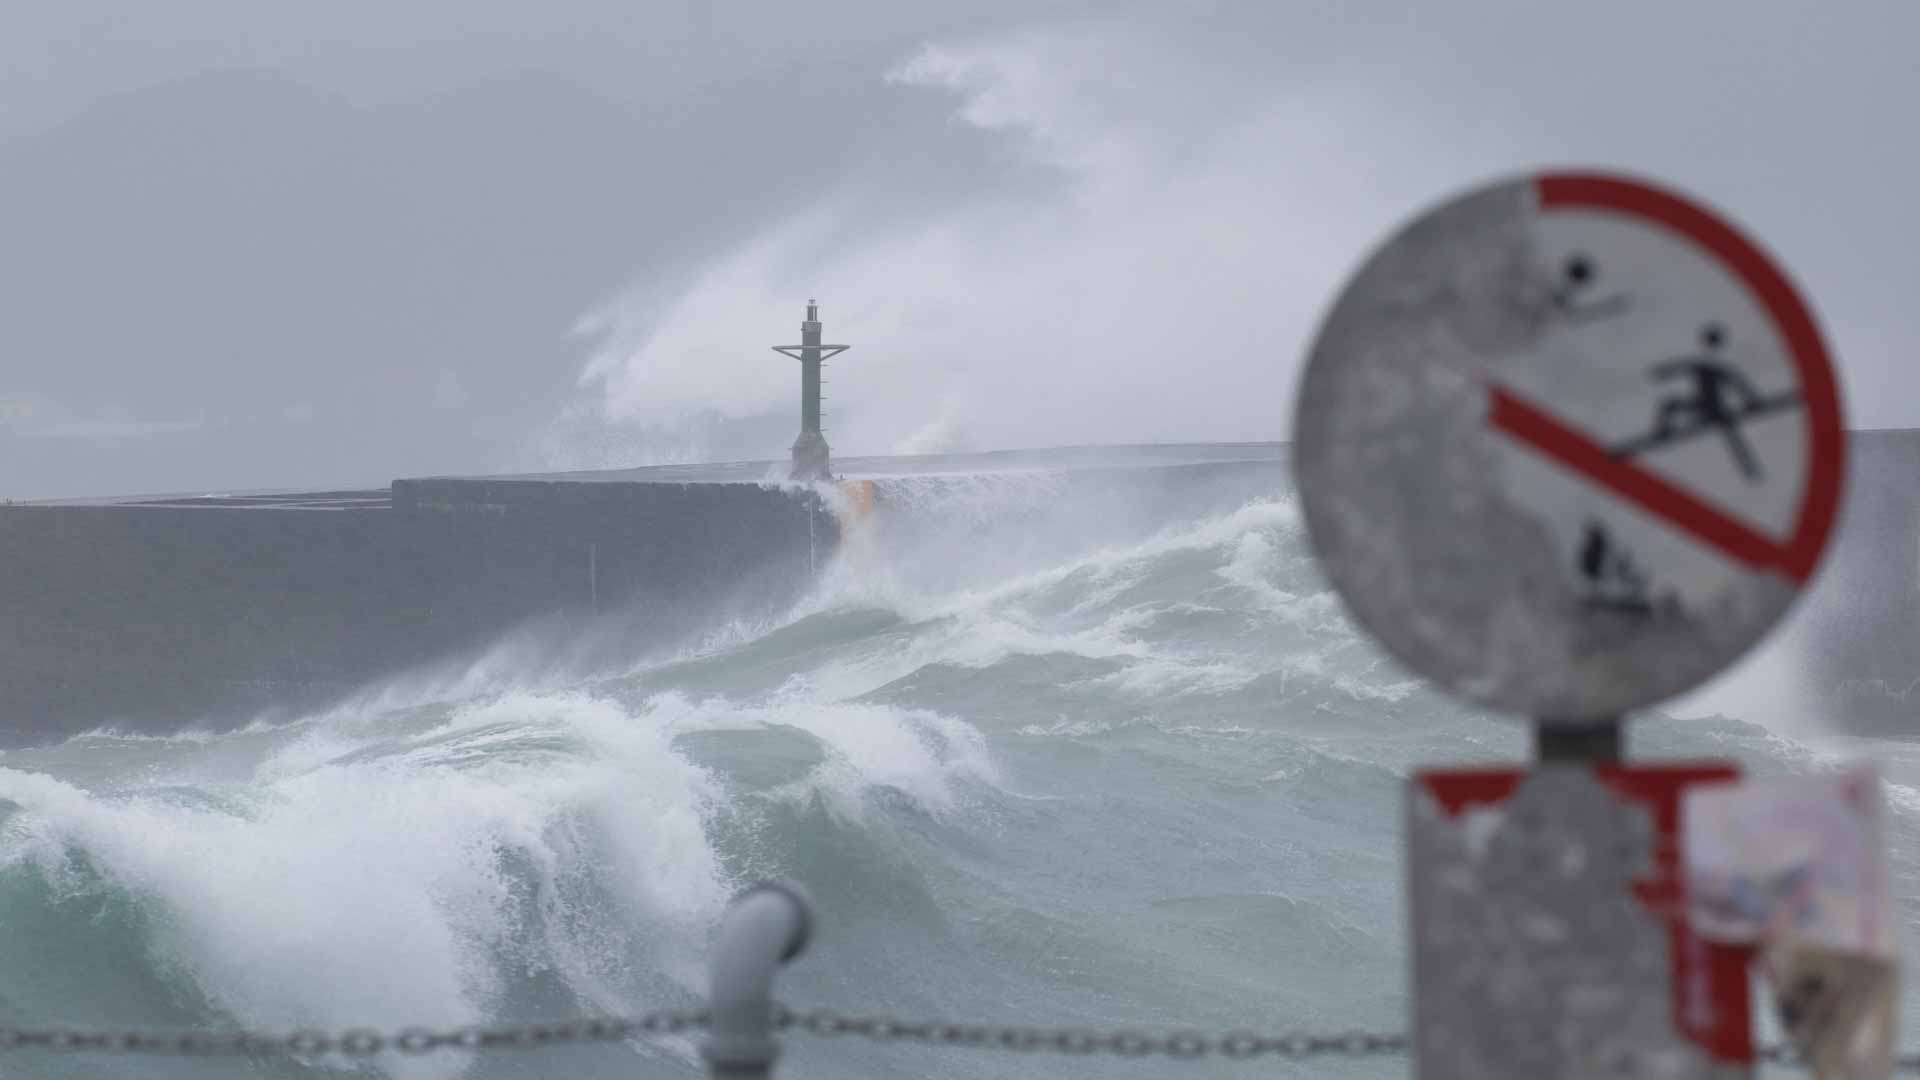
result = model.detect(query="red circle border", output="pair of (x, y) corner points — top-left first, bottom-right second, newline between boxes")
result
(1534, 172), (1846, 584)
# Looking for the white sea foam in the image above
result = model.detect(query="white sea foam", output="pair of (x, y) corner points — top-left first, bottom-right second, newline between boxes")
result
(772, 498), (1316, 705)
(630, 692), (997, 820)
(0, 692), (731, 1080)
(1088, 656), (1256, 699)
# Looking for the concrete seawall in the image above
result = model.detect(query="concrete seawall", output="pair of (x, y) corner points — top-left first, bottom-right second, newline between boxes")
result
(0, 478), (829, 744)
(1796, 430), (1920, 732)
(1, 436), (1910, 745)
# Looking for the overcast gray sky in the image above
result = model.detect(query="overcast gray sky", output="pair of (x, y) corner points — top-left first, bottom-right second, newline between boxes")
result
(2, 1), (1913, 499)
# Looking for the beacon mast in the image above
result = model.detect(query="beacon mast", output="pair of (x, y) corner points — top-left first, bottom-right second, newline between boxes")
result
(772, 300), (849, 481)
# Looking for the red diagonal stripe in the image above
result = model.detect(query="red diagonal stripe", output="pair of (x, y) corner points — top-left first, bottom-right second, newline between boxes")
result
(1486, 386), (1805, 582)
(1535, 172), (1841, 582)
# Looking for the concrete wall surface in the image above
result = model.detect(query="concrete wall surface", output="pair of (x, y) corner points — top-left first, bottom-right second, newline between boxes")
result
(0, 479), (829, 744)
(1796, 430), (1920, 733)
(0, 433), (1910, 745)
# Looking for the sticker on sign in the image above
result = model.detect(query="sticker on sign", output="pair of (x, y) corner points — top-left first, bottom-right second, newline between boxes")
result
(1293, 171), (1846, 720)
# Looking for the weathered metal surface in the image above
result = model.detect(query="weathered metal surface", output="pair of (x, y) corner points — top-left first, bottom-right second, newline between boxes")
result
(1410, 765), (1753, 1079)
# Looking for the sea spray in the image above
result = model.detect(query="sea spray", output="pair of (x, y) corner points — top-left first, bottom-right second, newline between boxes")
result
(0, 461), (1914, 1079)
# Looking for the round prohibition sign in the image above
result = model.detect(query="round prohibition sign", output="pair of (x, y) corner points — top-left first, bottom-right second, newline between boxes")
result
(1292, 170), (1846, 721)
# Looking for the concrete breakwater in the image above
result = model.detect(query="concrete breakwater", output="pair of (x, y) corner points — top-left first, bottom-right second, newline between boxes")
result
(0, 445), (1292, 745)
(0, 435), (1910, 746)
(0, 475), (830, 745)
(1797, 429), (1920, 734)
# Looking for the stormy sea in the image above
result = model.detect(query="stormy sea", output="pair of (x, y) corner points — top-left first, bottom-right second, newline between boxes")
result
(0, 449), (1915, 1080)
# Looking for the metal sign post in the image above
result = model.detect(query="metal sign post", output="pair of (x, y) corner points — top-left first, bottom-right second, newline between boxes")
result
(1293, 170), (1849, 1078)
(1407, 759), (1754, 1078)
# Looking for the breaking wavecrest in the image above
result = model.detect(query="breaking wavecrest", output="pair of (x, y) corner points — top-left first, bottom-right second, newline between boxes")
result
(0, 458), (1896, 1080)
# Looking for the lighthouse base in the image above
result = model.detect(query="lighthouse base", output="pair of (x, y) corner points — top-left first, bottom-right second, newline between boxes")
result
(790, 431), (832, 482)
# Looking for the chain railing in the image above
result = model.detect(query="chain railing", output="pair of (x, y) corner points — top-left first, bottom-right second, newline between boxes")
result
(0, 884), (1904, 1074)
(0, 1008), (1914, 1070)
(0, 1012), (1911, 1071)
(774, 1008), (1406, 1059)
(0, 1014), (1393, 1060)
(0, 1010), (707, 1056)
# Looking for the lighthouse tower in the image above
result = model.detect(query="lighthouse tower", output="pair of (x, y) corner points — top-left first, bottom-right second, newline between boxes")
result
(772, 300), (849, 481)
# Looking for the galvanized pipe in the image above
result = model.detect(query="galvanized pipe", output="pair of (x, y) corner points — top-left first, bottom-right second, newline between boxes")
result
(702, 881), (814, 1080)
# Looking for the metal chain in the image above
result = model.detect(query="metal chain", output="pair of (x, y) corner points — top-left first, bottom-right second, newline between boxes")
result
(774, 1007), (1405, 1059)
(2, 1005), (1917, 1071)
(0, 1008), (708, 1057)
(779, 1010), (1920, 1072)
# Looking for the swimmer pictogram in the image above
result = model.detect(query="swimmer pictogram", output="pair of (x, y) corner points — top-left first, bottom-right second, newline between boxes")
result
(1551, 252), (1632, 324)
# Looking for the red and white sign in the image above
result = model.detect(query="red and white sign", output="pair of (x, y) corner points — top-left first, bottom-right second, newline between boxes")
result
(1293, 169), (1848, 718)
(1487, 173), (1844, 607)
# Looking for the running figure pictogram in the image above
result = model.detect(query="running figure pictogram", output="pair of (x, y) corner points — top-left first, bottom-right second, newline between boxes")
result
(1611, 323), (1801, 483)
